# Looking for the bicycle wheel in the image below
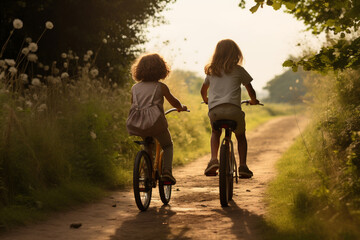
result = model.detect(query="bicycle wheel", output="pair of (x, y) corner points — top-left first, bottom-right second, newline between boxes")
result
(159, 181), (172, 205)
(228, 149), (235, 201)
(133, 151), (152, 211)
(219, 143), (230, 207)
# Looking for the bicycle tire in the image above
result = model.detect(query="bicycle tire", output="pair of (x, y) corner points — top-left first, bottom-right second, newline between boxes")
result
(159, 181), (172, 205)
(133, 151), (152, 211)
(228, 149), (235, 201)
(219, 144), (230, 207)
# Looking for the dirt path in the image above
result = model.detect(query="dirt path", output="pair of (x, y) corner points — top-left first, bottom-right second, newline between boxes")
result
(2, 115), (308, 240)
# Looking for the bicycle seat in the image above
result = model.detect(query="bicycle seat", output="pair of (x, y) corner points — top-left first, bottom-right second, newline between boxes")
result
(134, 137), (154, 145)
(213, 120), (237, 131)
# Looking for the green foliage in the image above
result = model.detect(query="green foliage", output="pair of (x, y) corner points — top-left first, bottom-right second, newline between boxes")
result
(245, 0), (360, 72)
(264, 68), (360, 239)
(0, 0), (174, 83)
(263, 68), (308, 103)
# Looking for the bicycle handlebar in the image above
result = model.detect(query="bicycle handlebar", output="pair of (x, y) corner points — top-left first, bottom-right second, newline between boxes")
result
(165, 108), (190, 115)
(241, 100), (264, 106)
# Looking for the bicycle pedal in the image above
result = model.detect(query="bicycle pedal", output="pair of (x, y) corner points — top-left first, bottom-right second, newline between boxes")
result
(206, 172), (218, 177)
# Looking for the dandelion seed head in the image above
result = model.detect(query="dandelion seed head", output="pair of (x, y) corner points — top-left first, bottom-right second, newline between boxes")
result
(53, 68), (60, 75)
(43, 65), (49, 71)
(27, 53), (38, 62)
(83, 55), (90, 61)
(13, 19), (23, 29)
(28, 42), (38, 52)
(16, 107), (23, 111)
(289, 86), (293, 91)
(102, 38), (107, 44)
(4, 59), (16, 66)
(87, 50), (93, 56)
(113, 83), (118, 88)
(31, 78), (41, 86)
(90, 131), (97, 140)
(61, 72), (69, 79)
(9, 67), (17, 75)
(45, 21), (54, 30)
(25, 37), (32, 43)
(63, 62), (68, 68)
(37, 104), (47, 112)
(21, 47), (30, 55)
(20, 73), (28, 83)
(25, 100), (32, 107)
(61, 53), (67, 58)
(90, 68), (99, 77)
(74, 56), (79, 60)
(296, 79), (300, 84)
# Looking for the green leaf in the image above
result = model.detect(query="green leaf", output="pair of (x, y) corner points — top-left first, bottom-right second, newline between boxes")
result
(283, 60), (294, 67)
(272, 1), (282, 10)
(340, 32), (346, 38)
(266, 0), (274, 6)
(284, 2), (296, 10)
(250, 3), (261, 13)
(292, 65), (298, 72)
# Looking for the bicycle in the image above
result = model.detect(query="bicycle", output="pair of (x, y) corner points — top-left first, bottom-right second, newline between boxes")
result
(212, 100), (263, 207)
(133, 108), (189, 211)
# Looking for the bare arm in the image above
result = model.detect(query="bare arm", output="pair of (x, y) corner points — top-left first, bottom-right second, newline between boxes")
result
(200, 82), (209, 104)
(244, 83), (260, 105)
(161, 83), (187, 111)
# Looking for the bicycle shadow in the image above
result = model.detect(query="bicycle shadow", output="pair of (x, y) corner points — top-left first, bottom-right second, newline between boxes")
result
(110, 204), (191, 240)
(213, 200), (270, 239)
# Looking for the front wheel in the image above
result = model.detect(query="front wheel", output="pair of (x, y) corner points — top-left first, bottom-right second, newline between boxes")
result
(219, 144), (230, 207)
(133, 151), (152, 211)
(159, 181), (172, 205)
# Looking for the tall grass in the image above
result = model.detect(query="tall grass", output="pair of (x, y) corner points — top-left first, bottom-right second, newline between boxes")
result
(264, 69), (360, 239)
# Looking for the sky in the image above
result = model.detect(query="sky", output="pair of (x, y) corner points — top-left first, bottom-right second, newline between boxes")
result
(143, 0), (324, 93)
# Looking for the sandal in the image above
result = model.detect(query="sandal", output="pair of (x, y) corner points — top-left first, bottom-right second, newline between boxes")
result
(161, 170), (176, 185)
(204, 159), (219, 176)
(238, 165), (253, 178)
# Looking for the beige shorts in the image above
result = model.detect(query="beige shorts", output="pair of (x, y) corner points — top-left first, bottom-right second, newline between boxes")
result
(208, 104), (246, 135)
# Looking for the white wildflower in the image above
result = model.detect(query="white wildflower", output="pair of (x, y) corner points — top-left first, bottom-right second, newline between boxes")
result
(90, 131), (97, 140)
(83, 54), (90, 61)
(61, 72), (69, 79)
(4, 59), (16, 66)
(20, 73), (28, 83)
(102, 38), (107, 44)
(31, 78), (41, 86)
(21, 47), (30, 55)
(13, 19), (23, 29)
(45, 21), (54, 30)
(25, 37), (32, 43)
(61, 53), (67, 58)
(25, 101), (33, 107)
(87, 50), (93, 56)
(9, 67), (17, 75)
(33, 93), (38, 100)
(37, 104), (47, 112)
(112, 83), (118, 88)
(295, 79), (300, 84)
(289, 86), (293, 91)
(85, 63), (91, 68)
(43, 65), (49, 71)
(28, 42), (38, 52)
(74, 56), (79, 60)
(90, 68), (99, 77)
(107, 62), (110, 67)
(27, 53), (38, 62)
(53, 68), (59, 75)
(16, 107), (23, 111)
(63, 62), (68, 68)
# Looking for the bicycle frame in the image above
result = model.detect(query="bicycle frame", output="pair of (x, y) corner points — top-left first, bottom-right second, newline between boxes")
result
(221, 129), (238, 184)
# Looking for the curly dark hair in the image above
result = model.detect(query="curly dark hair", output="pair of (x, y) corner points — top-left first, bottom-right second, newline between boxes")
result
(131, 53), (170, 82)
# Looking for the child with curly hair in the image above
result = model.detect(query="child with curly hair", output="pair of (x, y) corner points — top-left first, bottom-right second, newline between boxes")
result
(127, 53), (187, 184)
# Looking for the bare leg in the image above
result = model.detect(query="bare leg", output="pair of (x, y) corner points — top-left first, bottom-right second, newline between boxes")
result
(236, 133), (247, 166)
(211, 129), (222, 160)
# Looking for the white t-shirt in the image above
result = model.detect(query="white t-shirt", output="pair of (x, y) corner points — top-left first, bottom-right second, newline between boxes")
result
(204, 65), (253, 110)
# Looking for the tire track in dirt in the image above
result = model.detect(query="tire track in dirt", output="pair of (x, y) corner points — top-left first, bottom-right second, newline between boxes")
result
(1, 115), (308, 240)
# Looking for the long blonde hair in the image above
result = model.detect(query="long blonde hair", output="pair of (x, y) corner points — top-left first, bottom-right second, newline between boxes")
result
(204, 39), (243, 77)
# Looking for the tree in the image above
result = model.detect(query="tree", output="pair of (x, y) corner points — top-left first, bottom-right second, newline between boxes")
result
(263, 68), (307, 103)
(241, 0), (360, 72)
(0, 0), (174, 83)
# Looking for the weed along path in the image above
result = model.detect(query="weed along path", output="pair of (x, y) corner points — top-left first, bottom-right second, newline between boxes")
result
(2, 115), (308, 240)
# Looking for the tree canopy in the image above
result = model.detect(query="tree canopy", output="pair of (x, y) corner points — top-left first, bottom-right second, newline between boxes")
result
(0, 0), (173, 81)
(242, 0), (360, 72)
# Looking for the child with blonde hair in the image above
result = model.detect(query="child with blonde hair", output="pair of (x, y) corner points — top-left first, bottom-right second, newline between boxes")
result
(127, 53), (187, 184)
(201, 39), (260, 178)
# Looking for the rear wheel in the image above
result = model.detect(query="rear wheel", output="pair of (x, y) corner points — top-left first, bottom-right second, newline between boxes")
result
(228, 149), (235, 201)
(133, 151), (152, 211)
(219, 143), (230, 207)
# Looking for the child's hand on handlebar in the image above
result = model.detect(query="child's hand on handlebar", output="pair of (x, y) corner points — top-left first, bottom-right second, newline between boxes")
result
(177, 105), (188, 112)
(249, 99), (260, 105)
